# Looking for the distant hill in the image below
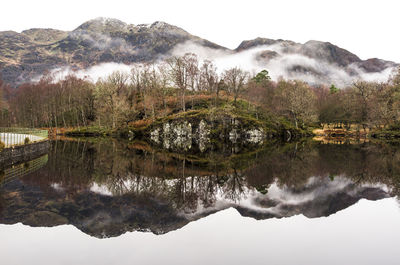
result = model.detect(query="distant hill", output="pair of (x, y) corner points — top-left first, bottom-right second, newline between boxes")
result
(0, 17), (397, 87)
(236, 37), (397, 86)
(0, 18), (225, 85)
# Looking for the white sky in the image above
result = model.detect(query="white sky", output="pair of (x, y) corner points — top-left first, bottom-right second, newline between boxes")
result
(1, 0), (399, 62)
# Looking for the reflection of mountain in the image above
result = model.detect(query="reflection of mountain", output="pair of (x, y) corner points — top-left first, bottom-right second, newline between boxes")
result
(0, 140), (398, 238)
(237, 178), (389, 219)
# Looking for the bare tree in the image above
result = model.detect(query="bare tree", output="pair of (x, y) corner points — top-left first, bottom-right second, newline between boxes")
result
(223, 67), (249, 103)
(352, 81), (375, 130)
(96, 71), (130, 128)
(158, 62), (171, 110)
(167, 54), (195, 111)
(108, 71), (129, 96)
(275, 80), (317, 128)
(184, 53), (199, 91)
(199, 60), (218, 93)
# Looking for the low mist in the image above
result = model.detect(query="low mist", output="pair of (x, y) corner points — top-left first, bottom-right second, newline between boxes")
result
(170, 41), (396, 87)
(36, 40), (396, 87)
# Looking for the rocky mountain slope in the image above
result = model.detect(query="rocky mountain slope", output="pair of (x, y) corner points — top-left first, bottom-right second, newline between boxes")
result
(237, 37), (397, 86)
(0, 18), (225, 85)
(0, 17), (397, 86)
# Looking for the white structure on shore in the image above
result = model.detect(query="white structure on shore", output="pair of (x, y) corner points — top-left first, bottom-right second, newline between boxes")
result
(0, 133), (45, 148)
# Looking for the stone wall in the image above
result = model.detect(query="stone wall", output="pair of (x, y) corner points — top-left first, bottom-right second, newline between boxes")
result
(0, 141), (50, 168)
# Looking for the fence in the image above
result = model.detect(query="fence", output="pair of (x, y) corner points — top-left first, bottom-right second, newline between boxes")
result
(0, 128), (48, 148)
(0, 154), (48, 186)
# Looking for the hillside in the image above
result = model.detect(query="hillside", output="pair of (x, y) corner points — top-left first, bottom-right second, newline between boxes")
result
(0, 18), (226, 85)
(237, 38), (397, 86)
(0, 17), (397, 87)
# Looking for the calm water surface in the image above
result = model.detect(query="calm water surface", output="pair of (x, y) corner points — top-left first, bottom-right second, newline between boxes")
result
(1, 139), (400, 265)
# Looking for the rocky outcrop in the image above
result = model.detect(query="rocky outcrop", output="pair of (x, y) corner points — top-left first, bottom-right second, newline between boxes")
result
(235, 37), (297, 52)
(255, 50), (280, 62)
(150, 117), (266, 152)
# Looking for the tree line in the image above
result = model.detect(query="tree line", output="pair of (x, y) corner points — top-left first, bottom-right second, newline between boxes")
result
(0, 53), (399, 130)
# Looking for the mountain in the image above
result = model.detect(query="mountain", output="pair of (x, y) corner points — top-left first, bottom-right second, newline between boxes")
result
(0, 18), (225, 85)
(236, 37), (396, 70)
(0, 17), (397, 87)
(237, 37), (397, 86)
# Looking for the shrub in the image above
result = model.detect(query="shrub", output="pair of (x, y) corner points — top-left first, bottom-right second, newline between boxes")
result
(24, 137), (30, 145)
(0, 141), (4, 152)
(129, 119), (153, 129)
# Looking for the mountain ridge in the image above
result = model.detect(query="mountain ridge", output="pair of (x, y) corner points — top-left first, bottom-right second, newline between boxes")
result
(0, 17), (397, 87)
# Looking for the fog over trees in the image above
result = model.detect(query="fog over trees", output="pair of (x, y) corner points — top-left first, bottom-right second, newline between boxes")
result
(0, 53), (399, 130)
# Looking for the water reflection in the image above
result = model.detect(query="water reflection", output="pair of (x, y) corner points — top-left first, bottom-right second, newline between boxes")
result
(0, 154), (48, 186)
(1, 139), (399, 238)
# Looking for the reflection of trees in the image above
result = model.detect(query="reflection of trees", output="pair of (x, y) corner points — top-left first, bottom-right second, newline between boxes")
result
(0, 191), (4, 214)
(222, 170), (246, 202)
(20, 139), (400, 214)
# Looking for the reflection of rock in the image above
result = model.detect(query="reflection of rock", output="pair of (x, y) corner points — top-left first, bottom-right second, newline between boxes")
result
(172, 121), (193, 151)
(246, 129), (264, 144)
(150, 128), (160, 144)
(196, 120), (210, 152)
(155, 121), (194, 151)
(162, 123), (172, 149)
(229, 129), (240, 143)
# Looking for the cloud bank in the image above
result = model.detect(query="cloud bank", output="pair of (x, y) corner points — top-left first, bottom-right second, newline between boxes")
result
(36, 40), (396, 87)
(170, 41), (396, 87)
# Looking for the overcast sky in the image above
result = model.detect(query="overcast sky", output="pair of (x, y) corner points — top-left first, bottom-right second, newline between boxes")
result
(1, 0), (399, 62)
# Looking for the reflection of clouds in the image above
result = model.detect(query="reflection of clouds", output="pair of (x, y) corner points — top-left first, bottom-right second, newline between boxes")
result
(42, 140), (397, 224)
(49, 173), (391, 221)
(248, 177), (390, 217)
(50, 183), (65, 192)
(161, 176), (391, 220)
(267, 177), (354, 204)
(89, 183), (113, 196)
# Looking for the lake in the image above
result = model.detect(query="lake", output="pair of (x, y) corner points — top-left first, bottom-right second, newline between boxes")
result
(1, 139), (400, 265)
